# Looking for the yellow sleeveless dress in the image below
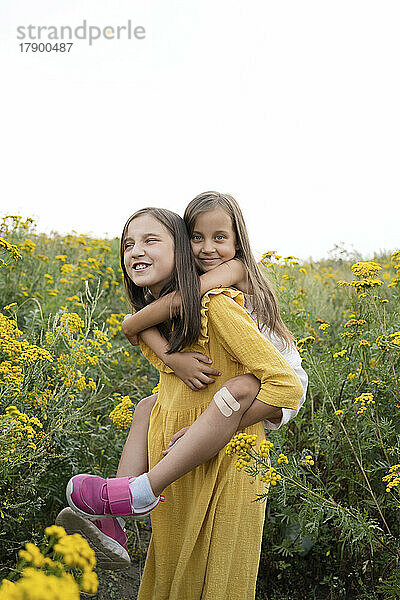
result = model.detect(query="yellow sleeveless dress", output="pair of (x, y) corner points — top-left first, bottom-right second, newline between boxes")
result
(137, 288), (303, 600)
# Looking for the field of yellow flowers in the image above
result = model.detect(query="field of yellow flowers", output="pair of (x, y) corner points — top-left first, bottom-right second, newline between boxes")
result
(0, 215), (399, 600)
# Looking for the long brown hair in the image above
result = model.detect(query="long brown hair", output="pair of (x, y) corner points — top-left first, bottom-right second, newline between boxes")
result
(120, 208), (201, 353)
(184, 192), (294, 347)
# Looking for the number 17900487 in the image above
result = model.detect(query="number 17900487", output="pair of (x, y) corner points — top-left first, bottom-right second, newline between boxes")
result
(19, 43), (73, 52)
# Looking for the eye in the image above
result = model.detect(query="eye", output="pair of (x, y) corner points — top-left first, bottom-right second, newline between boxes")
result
(145, 238), (158, 243)
(191, 235), (202, 242)
(215, 235), (226, 241)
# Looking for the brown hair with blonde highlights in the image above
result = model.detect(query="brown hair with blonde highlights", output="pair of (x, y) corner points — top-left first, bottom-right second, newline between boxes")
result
(184, 191), (294, 347)
(120, 207), (201, 353)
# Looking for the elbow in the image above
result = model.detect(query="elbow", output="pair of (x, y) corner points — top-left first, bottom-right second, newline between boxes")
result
(288, 373), (304, 411)
(121, 315), (138, 337)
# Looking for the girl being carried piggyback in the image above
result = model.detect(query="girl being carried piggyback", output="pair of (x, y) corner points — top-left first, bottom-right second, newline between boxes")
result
(118, 191), (307, 463)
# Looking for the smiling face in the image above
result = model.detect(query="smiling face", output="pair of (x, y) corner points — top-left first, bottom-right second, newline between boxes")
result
(123, 214), (175, 298)
(190, 208), (237, 272)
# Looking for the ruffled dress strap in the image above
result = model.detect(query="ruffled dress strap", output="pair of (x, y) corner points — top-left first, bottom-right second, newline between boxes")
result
(198, 287), (245, 349)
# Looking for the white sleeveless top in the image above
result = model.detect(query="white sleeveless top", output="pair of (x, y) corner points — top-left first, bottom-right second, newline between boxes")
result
(244, 294), (308, 430)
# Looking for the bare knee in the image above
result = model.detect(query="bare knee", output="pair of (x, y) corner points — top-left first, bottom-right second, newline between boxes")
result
(132, 393), (157, 424)
(223, 375), (260, 407)
(212, 375), (260, 417)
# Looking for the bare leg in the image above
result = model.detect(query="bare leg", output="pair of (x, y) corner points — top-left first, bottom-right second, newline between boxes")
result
(147, 374), (263, 496)
(116, 393), (157, 478)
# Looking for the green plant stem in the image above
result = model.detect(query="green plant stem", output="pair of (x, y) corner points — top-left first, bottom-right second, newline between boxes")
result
(309, 354), (392, 537)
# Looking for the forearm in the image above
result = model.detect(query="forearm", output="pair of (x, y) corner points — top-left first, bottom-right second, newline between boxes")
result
(199, 259), (245, 296)
(122, 293), (178, 337)
(237, 400), (283, 430)
(139, 328), (170, 362)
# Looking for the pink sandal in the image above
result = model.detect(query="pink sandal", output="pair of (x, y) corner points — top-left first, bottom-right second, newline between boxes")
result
(66, 474), (164, 520)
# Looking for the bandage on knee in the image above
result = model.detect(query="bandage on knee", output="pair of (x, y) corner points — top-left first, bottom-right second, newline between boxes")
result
(213, 387), (241, 417)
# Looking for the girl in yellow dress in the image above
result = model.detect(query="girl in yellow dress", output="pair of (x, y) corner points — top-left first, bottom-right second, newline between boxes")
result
(66, 202), (303, 599)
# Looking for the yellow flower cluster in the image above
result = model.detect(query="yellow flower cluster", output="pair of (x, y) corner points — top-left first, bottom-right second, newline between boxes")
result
(344, 318), (366, 328)
(45, 332), (55, 345)
(3, 405), (43, 438)
(376, 333), (400, 351)
(0, 313), (53, 392)
(0, 525), (98, 599)
(0, 361), (24, 389)
(296, 336), (315, 354)
(301, 455), (315, 466)
(53, 534), (96, 571)
(65, 295), (82, 308)
(260, 250), (279, 264)
(0, 237), (23, 262)
(109, 395), (133, 429)
(335, 409), (344, 416)
(259, 467), (281, 486)
(233, 455), (252, 471)
(337, 261), (383, 297)
(337, 277), (383, 291)
(226, 433), (257, 471)
(259, 439), (274, 458)
(359, 340), (371, 347)
(0, 569), (80, 600)
(18, 543), (45, 568)
(390, 332), (400, 347)
(351, 261), (382, 278)
(0, 336), (53, 368)
(226, 433), (257, 456)
(23, 389), (52, 409)
(354, 393), (375, 414)
(277, 453), (289, 465)
(0, 313), (23, 339)
(1, 215), (35, 234)
(351, 278), (383, 290)
(19, 239), (36, 255)
(382, 464), (400, 493)
(333, 349), (348, 359)
(371, 379), (386, 387)
(58, 313), (84, 335)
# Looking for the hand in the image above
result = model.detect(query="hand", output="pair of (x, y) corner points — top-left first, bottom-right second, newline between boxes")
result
(162, 426), (189, 455)
(164, 352), (221, 391)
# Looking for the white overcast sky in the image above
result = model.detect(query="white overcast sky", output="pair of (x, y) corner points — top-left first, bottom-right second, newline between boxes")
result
(1, 1), (399, 261)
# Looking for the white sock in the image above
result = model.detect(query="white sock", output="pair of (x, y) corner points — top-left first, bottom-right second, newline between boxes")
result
(128, 473), (157, 510)
(116, 517), (125, 529)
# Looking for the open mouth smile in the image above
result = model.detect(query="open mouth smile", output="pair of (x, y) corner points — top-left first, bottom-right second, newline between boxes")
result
(133, 263), (151, 271)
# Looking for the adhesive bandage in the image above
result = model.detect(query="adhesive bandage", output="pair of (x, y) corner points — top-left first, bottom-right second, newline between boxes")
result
(213, 387), (241, 417)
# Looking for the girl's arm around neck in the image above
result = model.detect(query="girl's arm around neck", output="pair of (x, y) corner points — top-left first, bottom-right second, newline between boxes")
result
(121, 294), (180, 338)
(199, 259), (249, 295)
(122, 259), (248, 339)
